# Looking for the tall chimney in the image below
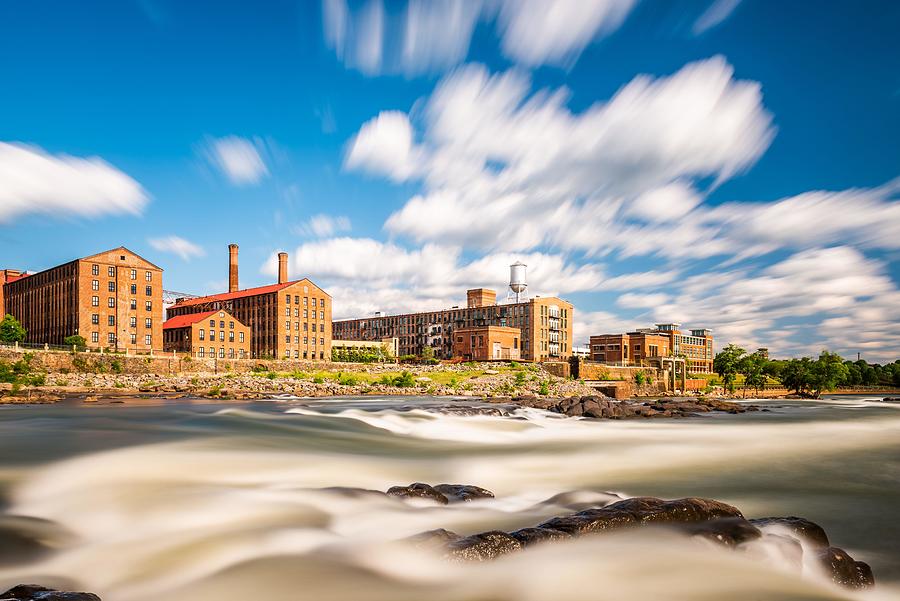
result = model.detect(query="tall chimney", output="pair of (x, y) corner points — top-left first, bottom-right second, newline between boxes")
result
(278, 252), (288, 284)
(228, 244), (239, 292)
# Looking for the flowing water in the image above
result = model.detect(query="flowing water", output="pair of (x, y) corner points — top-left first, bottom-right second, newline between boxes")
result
(0, 395), (898, 600)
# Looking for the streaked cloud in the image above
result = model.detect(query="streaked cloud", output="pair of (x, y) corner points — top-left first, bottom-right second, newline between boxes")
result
(295, 214), (352, 238)
(693, 0), (743, 35)
(148, 235), (206, 261)
(203, 136), (269, 185)
(0, 142), (148, 222)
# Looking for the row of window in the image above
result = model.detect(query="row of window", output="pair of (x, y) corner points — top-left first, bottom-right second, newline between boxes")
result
(285, 295), (326, 308)
(284, 336), (325, 345)
(284, 349), (326, 359)
(92, 265), (153, 281)
(90, 332), (152, 345)
(91, 280), (153, 296)
(209, 319), (235, 329)
(196, 347), (245, 359)
(285, 321), (326, 332)
(198, 329), (244, 343)
(90, 296), (154, 310)
(285, 307), (326, 319)
(90, 314), (153, 328)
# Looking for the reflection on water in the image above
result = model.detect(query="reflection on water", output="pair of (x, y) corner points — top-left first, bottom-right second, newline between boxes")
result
(0, 395), (898, 600)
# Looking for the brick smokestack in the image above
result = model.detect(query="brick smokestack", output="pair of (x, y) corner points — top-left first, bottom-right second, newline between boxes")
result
(228, 244), (239, 292)
(278, 252), (288, 284)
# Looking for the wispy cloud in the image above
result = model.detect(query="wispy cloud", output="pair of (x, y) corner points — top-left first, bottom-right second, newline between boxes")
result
(0, 142), (148, 222)
(692, 0), (743, 35)
(294, 214), (352, 238)
(202, 136), (269, 185)
(148, 235), (206, 261)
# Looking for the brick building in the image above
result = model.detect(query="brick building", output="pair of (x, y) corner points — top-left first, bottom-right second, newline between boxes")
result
(166, 245), (332, 360)
(162, 309), (250, 359)
(333, 287), (573, 362)
(590, 323), (714, 373)
(452, 325), (521, 361)
(1, 247), (164, 351)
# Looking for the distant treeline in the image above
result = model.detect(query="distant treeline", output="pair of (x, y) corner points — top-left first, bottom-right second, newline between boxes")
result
(714, 345), (900, 397)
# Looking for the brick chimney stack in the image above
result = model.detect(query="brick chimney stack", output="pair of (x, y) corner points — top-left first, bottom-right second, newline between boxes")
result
(278, 252), (288, 284)
(228, 244), (239, 292)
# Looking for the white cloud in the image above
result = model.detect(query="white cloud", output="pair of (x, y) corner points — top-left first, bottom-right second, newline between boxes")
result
(148, 236), (206, 261)
(345, 111), (421, 181)
(296, 214), (352, 238)
(693, 0), (743, 35)
(365, 57), (774, 251)
(0, 142), (148, 222)
(496, 0), (636, 67)
(203, 136), (269, 185)
(322, 0), (637, 75)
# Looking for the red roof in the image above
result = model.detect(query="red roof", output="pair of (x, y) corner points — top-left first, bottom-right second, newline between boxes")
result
(171, 281), (300, 308)
(162, 310), (220, 330)
(6, 273), (28, 283)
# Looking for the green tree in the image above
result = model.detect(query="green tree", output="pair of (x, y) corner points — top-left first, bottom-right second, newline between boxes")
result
(780, 357), (813, 395)
(64, 334), (87, 350)
(0, 314), (26, 344)
(809, 350), (849, 398)
(421, 345), (435, 361)
(713, 344), (746, 393)
(740, 351), (767, 397)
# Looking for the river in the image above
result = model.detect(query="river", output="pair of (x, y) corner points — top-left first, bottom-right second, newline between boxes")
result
(0, 395), (898, 600)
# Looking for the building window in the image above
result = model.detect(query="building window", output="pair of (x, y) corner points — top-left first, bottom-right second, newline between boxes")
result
(108, 266), (115, 277)
(285, 294), (291, 304)
(303, 351), (308, 359)
(130, 269), (136, 280)
(285, 335), (291, 343)
(108, 333), (116, 344)
(294, 350), (299, 358)
(145, 285), (152, 296)
(285, 348), (291, 357)
(130, 284), (137, 295)
(303, 297), (308, 306)
(91, 280), (99, 291)
(107, 297), (115, 308)
(295, 322), (299, 331)
(294, 295), (299, 304)
(304, 337), (308, 344)
(144, 301), (151, 311)
(320, 337), (324, 346)
(228, 348), (234, 359)
(320, 311), (324, 320)
(303, 309), (308, 318)
(108, 281), (116, 292)
(210, 330), (215, 340)
(219, 331), (224, 341)
(108, 315), (115, 326)
(219, 320), (224, 329)
(145, 318), (152, 329)
(145, 334), (152, 345)
(209, 320), (215, 328)
(209, 347), (214, 357)
(229, 331), (234, 342)
(294, 336), (299, 343)
(143, 271), (151, 281)
(130, 333), (136, 344)
(303, 322), (308, 331)
(91, 314), (99, 325)
(218, 348), (224, 358)
(198, 347), (205, 358)
(229, 321), (234, 329)
(199, 329), (205, 341)
(239, 332), (244, 343)
(285, 321), (290, 330)
(311, 337), (316, 346)
(130, 299), (137, 310)
(91, 332), (99, 343)
(294, 308), (299, 317)
(92, 264), (99, 276)
(285, 307), (290, 316)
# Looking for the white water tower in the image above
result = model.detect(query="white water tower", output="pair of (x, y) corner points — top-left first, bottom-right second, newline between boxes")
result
(509, 261), (527, 303)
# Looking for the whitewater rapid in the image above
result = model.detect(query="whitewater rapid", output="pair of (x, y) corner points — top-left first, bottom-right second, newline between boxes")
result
(0, 395), (898, 600)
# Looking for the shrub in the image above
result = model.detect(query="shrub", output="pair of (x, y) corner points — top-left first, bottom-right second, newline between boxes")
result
(312, 375), (325, 384)
(393, 371), (416, 387)
(515, 371), (526, 385)
(336, 372), (358, 386)
(266, 372), (278, 380)
(539, 379), (550, 396)
(0, 314), (26, 343)
(110, 359), (124, 374)
(64, 335), (87, 350)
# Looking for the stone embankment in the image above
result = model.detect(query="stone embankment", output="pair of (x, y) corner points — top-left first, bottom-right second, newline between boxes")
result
(489, 394), (757, 418)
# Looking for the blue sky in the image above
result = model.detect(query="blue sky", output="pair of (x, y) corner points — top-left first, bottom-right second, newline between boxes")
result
(1, 0), (898, 361)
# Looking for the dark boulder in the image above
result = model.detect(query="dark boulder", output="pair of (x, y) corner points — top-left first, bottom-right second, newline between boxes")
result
(509, 527), (572, 547)
(433, 484), (495, 503)
(604, 496), (743, 523)
(0, 585), (101, 601)
(750, 516), (830, 549)
(675, 517), (762, 547)
(817, 547), (875, 589)
(406, 528), (461, 550)
(445, 531), (522, 561)
(386, 483), (449, 505)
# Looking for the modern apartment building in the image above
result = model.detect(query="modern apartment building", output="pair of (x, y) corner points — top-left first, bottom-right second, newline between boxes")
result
(1, 247), (164, 351)
(162, 309), (251, 359)
(589, 323), (714, 373)
(166, 245), (332, 360)
(332, 287), (573, 362)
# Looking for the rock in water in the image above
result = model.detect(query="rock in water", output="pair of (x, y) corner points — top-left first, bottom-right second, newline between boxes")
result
(386, 482), (449, 505)
(445, 531), (522, 561)
(509, 527), (572, 547)
(406, 528), (461, 550)
(0, 585), (101, 600)
(433, 484), (495, 502)
(676, 517), (762, 547)
(817, 547), (875, 589)
(750, 516), (830, 549)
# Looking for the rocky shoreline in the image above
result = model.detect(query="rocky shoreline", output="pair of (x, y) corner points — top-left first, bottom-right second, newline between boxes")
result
(3, 483), (874, 600)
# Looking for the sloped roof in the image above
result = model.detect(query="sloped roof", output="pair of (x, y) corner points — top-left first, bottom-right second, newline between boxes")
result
(162, 310), (220, 330)
(171, 281), (300, 307)
(81, 246), (164, 271)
